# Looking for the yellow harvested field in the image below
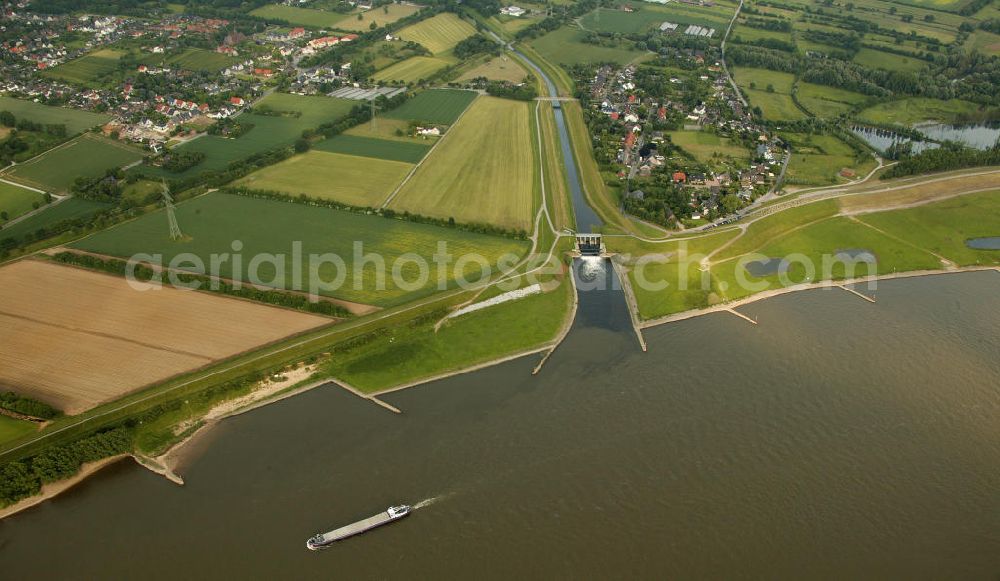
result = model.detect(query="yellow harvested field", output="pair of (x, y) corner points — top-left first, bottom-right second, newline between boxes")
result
(395, 13), (476, 54)
(838, 171), (1000, 214)
(0, 260), (330, 414)
(389, 96), (535, 230)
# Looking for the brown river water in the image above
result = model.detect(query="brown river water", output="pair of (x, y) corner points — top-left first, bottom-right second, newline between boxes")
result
(1, 264), (998, 579)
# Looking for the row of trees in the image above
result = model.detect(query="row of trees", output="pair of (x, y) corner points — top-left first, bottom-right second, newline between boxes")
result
(881, 143), (1000, 179)
(224, 186), (531, 240)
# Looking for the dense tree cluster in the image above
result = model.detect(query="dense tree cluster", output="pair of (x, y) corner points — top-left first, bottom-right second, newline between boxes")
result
(484, 81), (537, 101)
(453, 35), (499, 60)
(0, 392), (60, 420)
(881, 144), (1000, 179)
(161, 150), (206, 172)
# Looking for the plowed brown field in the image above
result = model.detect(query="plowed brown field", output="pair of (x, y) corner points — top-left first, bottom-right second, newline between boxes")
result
(0, 260), (331, 414)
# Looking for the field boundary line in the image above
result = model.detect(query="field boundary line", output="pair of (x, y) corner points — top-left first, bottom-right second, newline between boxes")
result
(379, 93), (480, 208)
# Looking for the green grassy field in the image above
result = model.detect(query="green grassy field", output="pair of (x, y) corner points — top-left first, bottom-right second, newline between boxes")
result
(457, 55), (529, 83)
(530, 26), (646, 66)
(0, 415), (37, 446)
(72, 192), (528, 306)
(396, 13), (476, 54)
(139, 93), (356, 178)
(618, 195), (954, 315)
(782, 133), (870, 186)
(858, 190), (1000, 267)
(345, 117), (436, 144)
(796, 82), (869, 118)
(0, 197), (111, 242)
(43, 48), (123, 87)
(852, 48), (928, 73)
(314, 134), (430, 163)
(324, 270), (573, 392)
(336, 3), (421, 31)
(857, 98), (997, 126)
(238, 150), (412, 207)
(390, 97), (536, 230)
(0, 181), (46, 221)
(579, 7), (679, 34)
(372, 55), (455, 83)
(249, 4), (349, 27)
(0, 97), (110, 134)
(166, 48), (239, 72)
(384, 88), (477, 125)
(2, 134), (144, 193)
(964, 29), (1000, 57)
(732, 67), (806, 121)
(667, 130), (750, 167)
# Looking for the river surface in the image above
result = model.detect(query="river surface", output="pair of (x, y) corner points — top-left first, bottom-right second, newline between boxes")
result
(2, 268), (999, 579)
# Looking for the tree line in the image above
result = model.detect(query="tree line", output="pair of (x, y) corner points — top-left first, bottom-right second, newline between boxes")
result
(223, 186), (530, 240)
(51, 251), (352, 318)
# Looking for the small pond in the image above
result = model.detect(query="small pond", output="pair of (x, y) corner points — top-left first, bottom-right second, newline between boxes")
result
(966, 237), (1000, 250)
(744, 257), (790, 277)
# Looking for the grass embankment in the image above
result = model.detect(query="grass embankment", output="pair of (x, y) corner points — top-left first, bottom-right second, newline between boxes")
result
(323, 252), (575, 393)
(612, 188), (1000, 321)
(389, 96), (536, 230)
(0, 416), (38, 446)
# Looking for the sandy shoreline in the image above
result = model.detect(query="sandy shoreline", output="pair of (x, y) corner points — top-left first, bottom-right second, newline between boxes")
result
(3, 266), (997, 520)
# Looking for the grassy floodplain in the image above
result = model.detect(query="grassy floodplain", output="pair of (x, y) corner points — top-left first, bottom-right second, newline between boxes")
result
(0, 182), (46, 222)
(852, 48), (928, 73)
(313, 134), (430, 163)
(389, 96), (536, 230)
(395, 13), (476, 54)
(72, 192), (529, 307)
(238, 150), (413, 207)
(325, 266), (574, 392)
(384, 88), (477, 125)
(616, 187), (1000, 321)
(42, 48), (123, 87)
(2, 134), (144, 193)
(0, 97), (110, 134)
(249, 4), (350, 28)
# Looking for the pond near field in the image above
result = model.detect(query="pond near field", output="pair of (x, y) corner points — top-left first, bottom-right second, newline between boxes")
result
(743, 257), (789, 277)
(914, 122), (1000, 151)
(851, 126), (937, 154)
(966, 237), (1000, 250)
